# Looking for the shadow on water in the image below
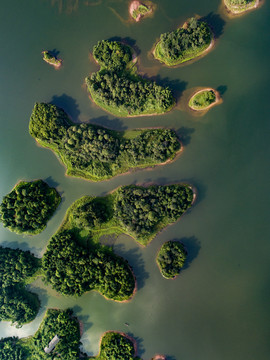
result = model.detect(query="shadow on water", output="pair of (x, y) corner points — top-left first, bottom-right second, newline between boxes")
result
(108, 36), (141, 56)
(176, 126), (195, 146)
(50, 94), (81, 123)
(113, 244), (149, 291)
(180, 236), (201, 271)
(200, 12), (226, 39)
(128, 334), (145, 358)
(166, 356), (177, 360)
(73, 305), (93, 333)
(1, 241), (43, 255)
(90, 115), (127, 131)
(44, 176), (59, 189)
(48, 48), (61, 58)
(217, 85), (228, 96)
(183, 177), (207, 209)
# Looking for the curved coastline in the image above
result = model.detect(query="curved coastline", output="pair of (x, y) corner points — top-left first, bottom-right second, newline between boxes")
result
(188, 88), (221, 112)
(223, 0), (260, 15)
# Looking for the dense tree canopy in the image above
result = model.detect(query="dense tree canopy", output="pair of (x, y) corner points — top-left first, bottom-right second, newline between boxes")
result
(42, 231), (135, 300)
(0, 246), (41, 325)
(29, 103), (180, 181)
(189, 89), (217, 110)
(0, 337), (27, 360)
(97, 332), (139, 360)
(0, 180), (61, 235)
(154, 17), (212, 65)
(156, 241), (187, 279)
(86, 40), (174, 116)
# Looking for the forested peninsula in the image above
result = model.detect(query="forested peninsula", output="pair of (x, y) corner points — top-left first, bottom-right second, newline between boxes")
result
(224, 0), (259, 14)
(86, 40), (175, 116)
(0, 180), (61, 235)
(0, 246), (41, 326)
(153, 17), (213, 66)
(41, 184), (194, 300)
(42, 51), (62, 68)
(156, 240), (187, 279)
(0, 309), (167, 359)
(29, 103), (181, 181)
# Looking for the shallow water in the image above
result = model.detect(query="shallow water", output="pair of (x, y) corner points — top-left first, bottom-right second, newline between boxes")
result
(0, 0), (270, 359)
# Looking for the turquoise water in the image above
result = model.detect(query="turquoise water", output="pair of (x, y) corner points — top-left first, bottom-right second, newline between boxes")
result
(0, 0), (269, 359)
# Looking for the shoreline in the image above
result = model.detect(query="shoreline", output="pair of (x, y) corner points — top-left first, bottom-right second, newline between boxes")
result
(152, 355), (166, 360)
(42, 51), (62, 69)
(97, 331), (138, 357)
(129, 1), (153, 22)
(188, 88), (221, 112)
(223, 0), (261, 16)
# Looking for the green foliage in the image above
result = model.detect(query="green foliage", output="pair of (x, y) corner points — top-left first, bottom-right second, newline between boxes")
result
(93, 40), (132, 71)
(97, 332), (136, 360)
(154, 17), (212, 65)
(114, 185), (194, 244)
(189, 89), (216, 109)
(132, 4), (151, 20)
(42, 51), (62, 66)
(42, 230), (135, 300)
(156, 241), (187, 279)
(29, 103), (180, 181)
(228, 0), (253, 4)
(0, 337), (27, 360)
(0, 246), (41, 325)
(86, 40), (174, 116)
(0, 180), (61, 235)
(30, 309), (81, 359)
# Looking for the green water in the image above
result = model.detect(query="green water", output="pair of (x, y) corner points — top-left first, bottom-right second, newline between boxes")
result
(0, 0), (270, 359)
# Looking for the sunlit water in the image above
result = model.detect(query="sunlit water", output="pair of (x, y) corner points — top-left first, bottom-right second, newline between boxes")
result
(0, 0), (269, 359)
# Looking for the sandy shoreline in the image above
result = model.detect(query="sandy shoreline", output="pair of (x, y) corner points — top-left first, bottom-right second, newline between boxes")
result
(223, 0), (261, 16)
(129, 1), (153, 22)
(188, 88), (221, 112)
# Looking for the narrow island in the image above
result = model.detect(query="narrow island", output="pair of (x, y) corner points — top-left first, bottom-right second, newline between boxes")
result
(42, 50), (62, 68)
(86, 40), (175, 116)
(29, 103), (181, 182)
(41, 184), (194, 300)
(223, 0), (260, 15)
(129, 1), (153, 22)
(0, 180), (61, 235)
(156, 240), (187, 279)
(0, 309), (168, 359)
(0, 246), (41, 326)
(153, 17), (213, 66)
(188, 88), (220, 112)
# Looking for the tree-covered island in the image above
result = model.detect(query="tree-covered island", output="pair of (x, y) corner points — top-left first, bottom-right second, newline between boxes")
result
(153, 17), (213, 66)
(0, 309), (167, 359)
(0, 180), (61, 235)
(42, 51), (62, 68)
(129, 1), (153, 22)
(41, 184), (194, 301)
(156, 241), (187, 279)
(29, 103), (181, 182)
(223, 0), (260, 14)
(86, 40), (175, 116)
(0, 246), (41, 326)
(188, 88), (220, 111)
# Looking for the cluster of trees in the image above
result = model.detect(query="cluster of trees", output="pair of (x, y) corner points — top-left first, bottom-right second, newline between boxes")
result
(155, 17), (212, 64)
(86, 39), (174, 116)
(156, 241), (187, 279)
(29, 103), (180, 181)
(0, 180), (61, 235)
(42, 230), (135, 300)
(97, 332), (138, 360)
(30, 309), (81, 359)
(0, 246), (41, 325)
(93, 40), (132, 71)
(228, 0), (253, 5)
(189, 89), (216, 109)
(132, 4), (151, 20)
(114, 185), (194, 244)
(0, 337), (27, 360)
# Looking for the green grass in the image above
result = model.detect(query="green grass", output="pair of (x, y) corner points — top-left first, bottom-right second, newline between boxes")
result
(188, 89), (217, 110)
(154, 37), (212, 66)
(224, 0), (257, 13)
(132, 4), (151, 20)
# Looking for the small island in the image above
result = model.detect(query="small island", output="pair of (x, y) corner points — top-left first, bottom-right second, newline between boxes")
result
(0, 246), (41, 326)
(223, 0), (260, 15)
(188, 88), (220, 111)
(156, 241), (187, 279)
(86, 40), (175, 117)
(0, 180), (61, 235)
(153, 17), (213, 66)
(29, 103), (181, 182)
(42, 50), (62, 68)
(129, 1), (153, 22)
